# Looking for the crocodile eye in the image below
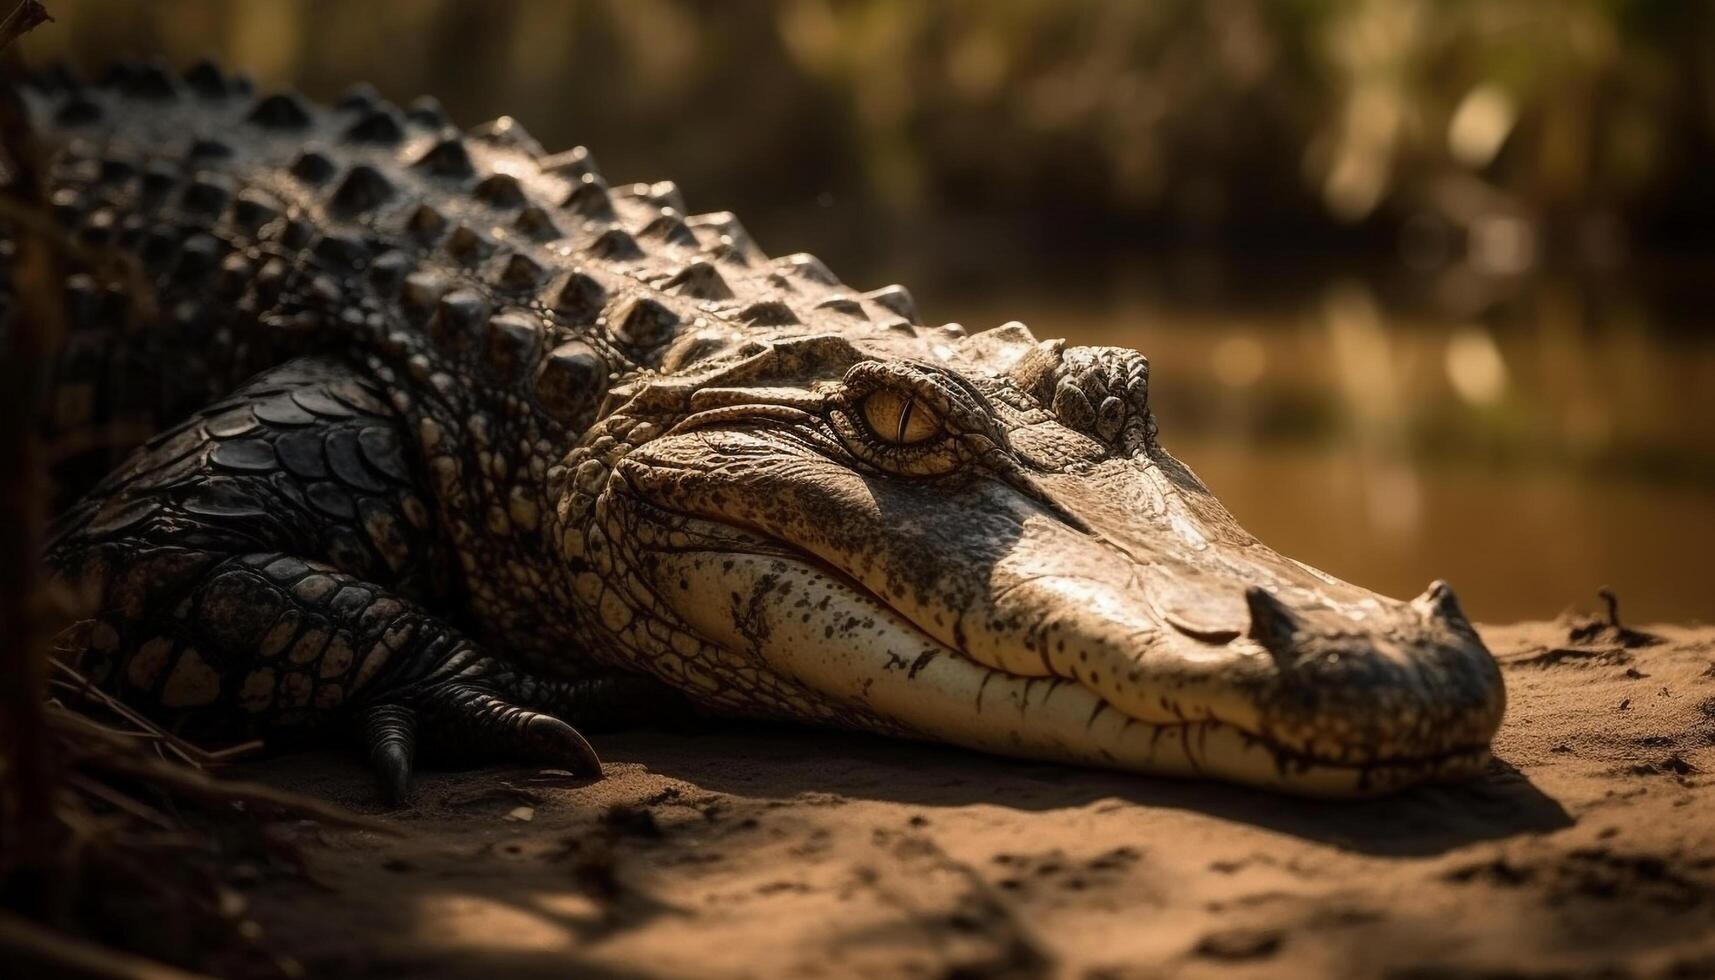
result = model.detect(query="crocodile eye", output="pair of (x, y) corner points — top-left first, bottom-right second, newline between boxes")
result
(861, 390), (941, 446)
(829, 360), (995, 477)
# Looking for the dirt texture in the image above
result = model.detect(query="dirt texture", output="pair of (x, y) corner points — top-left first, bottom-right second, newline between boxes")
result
(221, 620), (1715, 979)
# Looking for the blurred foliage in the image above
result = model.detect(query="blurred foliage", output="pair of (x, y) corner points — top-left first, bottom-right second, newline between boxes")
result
(21, 0), (1715, 266)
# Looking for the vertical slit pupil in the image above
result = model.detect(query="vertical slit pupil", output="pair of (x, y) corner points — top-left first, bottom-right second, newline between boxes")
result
(895, 397), (916, 445)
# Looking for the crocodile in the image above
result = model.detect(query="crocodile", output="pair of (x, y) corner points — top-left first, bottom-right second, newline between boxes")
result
(9, 60), (1505, 801)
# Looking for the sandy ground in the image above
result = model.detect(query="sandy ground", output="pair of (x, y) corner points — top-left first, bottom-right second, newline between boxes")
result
(231, 618), (1715, 979)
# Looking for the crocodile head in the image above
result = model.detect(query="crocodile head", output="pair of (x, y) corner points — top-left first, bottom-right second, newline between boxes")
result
(554, 325), (1505, 796)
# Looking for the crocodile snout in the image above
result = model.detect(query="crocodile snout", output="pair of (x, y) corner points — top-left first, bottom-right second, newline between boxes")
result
(1239, 580), (1505, 767)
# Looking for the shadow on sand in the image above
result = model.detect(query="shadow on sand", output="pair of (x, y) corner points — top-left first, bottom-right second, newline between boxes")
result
(595, 721), (1572, 859)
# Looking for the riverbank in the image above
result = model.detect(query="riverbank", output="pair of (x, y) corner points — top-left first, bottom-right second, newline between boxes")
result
(224, 617), (1715, 979)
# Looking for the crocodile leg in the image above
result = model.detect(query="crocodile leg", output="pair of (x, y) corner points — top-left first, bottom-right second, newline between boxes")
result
(47, 356), (627, 802)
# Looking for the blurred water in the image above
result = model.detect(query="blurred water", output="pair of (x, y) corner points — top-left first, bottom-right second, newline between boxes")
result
(944, 265), (1715, 624)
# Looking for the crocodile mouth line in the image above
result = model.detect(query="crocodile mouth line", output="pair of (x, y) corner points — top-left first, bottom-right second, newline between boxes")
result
(647, 508), (1492, 789)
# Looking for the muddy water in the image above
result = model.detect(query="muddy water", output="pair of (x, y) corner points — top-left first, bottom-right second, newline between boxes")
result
(940, 273), (1715, 624)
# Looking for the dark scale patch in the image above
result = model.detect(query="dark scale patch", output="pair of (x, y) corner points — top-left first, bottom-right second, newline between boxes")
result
(356, 427), (411, 483)
(864, 284), (918, 322)
(291, 390), (356, 419)
(343, 108), (405, 144)
(231, 189), (282, 231)
(589, 228), (641, 260)
(446, 225), (493, 264)
(203, 406), (259, 439)
(255, 396), (318, 428)
(815, 296), (866, 318)
(562, 175), (614, 219)
(664, 261), (732, 300)
(180, 173), (234, 214)
(188, 138), (234, 161)
(171, 235), (225, 284)
(484, 313), (543, 379)
(611, 296), (679, 347)
(551, 271), (607, 322)
(474, 173), (525, 208)
(534, 341), (608, 423)
(541, 145), (599, 180)
(248, 91), (313, 129)
(514, 206), (560, 242)
(314, 233), (370, 271)
(306, 481), (358, 520)
(336, 82), (383, 112)
(405, 95), (450, 127)
(735, 300), (799, 327)
(469, 115), (544, 156)
(325, 429), (390, 493)
(329, 165), (395, 215)
(181, 484), (269, 520)
(498, 253), (544, 291)
(429, 290), (489, 348)
(290, 150), (336, 185)
(121, 63), (180, 101)
(412, 137), (474, 178)
(54, 97), (103, 126)
(641, 215), (697, 248)
(406, 204), (447, 244)
(183, 60), (229, 98)
(367, 251), (412, 293)
(209, 438), (277, 473)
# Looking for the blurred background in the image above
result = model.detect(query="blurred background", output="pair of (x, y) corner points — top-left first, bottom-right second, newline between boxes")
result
(21, 0), (1715, 622)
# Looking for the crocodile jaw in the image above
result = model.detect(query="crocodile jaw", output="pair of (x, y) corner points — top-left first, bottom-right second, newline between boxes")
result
(656, 547), (1492, 797)
(601, 427), (1505, 798)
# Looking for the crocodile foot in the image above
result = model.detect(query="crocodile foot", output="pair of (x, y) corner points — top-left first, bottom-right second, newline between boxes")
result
(360, 669), (680, 805)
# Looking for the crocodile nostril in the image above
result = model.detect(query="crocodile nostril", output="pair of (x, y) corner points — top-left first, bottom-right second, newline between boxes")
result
(1414, 579), (1474, 631)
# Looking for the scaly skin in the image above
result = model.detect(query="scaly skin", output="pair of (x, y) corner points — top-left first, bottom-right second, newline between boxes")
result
(14, 60), (1504, 801)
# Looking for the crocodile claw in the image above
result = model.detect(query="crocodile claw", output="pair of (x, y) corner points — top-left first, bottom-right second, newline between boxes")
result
(359, 685), (602, 805)
(361, 703), (418, 806)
